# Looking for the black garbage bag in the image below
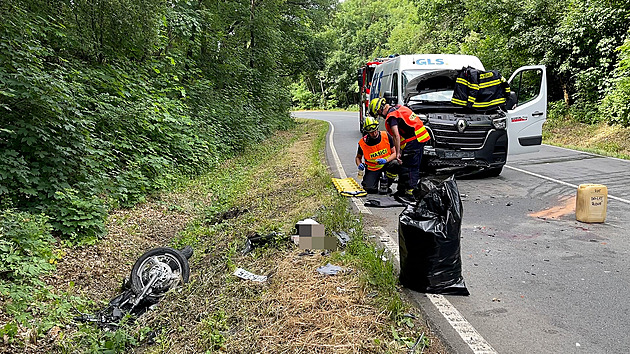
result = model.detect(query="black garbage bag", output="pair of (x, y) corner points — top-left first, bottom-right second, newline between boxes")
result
(398, 175), (469, 295)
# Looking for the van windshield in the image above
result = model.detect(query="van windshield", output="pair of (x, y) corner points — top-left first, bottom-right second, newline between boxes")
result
(402, 69), (428, 96)
(402, 69), (453, 103)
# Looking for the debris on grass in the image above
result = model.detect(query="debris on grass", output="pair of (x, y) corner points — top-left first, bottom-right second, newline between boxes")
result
(241, 231), (287, 254)
(233, 268), (268, 283)
(316, 263), (343, 276)
(333, 231), (351, 247)
(10, 119), (446, 353)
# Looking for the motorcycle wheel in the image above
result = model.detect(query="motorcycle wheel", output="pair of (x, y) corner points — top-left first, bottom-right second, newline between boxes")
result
(130, 247), (190, 298)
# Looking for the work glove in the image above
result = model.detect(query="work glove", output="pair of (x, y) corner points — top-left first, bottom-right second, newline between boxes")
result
(357, 163), (365, 171)
(376, 158), (387, 164)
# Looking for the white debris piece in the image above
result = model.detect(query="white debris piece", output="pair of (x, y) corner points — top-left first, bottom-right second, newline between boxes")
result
(233, 268), (268, 282)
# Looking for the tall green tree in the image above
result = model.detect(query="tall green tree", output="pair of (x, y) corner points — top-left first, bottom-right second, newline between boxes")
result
(546, 0), (630, 105)
(0, 0), (329, 239)
(600, 29), (630, 126)
(315, 0), (420, 108)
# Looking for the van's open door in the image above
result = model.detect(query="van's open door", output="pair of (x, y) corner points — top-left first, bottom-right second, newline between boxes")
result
(506, 65), (547, 155)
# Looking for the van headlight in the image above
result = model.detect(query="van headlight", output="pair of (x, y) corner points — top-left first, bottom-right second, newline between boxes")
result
(493, 117), (506, 129)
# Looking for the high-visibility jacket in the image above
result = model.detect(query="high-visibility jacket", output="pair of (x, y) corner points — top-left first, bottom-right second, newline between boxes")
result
(384, 105), (430, 149)
(452, 67), (477, 107)
(452, 67), (510, 110)
(358, 131), (392, 171)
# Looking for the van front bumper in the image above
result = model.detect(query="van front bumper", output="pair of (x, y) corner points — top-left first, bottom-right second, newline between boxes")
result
(423, 129), (507, 169)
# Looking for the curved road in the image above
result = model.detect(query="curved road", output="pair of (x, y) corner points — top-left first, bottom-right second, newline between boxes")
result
(293, 110), (630, 354)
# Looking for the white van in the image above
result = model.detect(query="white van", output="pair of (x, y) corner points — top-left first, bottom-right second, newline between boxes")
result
(366, 54), (547, 176)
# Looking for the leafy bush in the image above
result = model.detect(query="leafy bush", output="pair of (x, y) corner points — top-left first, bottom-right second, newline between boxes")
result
(0, 210), (54, 284)
(599, 32), (630, 127)
(0, 210), (55, 316)
(64, 322), (152, 353)
(600, 77), (630, 127)
(546, 100), (570, 122)
(291, 80), (323, 110)
(546, 100), (601, 125)
(46, 189), (107, 245)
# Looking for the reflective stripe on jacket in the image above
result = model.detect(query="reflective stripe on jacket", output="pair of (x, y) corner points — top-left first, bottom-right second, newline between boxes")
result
(358, 131), (392, 171)
(452, 67), (510, 109)
(384, 106), (430, 149)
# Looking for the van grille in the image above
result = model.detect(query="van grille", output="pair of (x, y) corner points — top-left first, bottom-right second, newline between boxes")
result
(429, 121), (492, 149)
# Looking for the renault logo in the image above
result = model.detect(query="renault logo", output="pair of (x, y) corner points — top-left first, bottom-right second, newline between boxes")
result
(457, 119), (468, 133)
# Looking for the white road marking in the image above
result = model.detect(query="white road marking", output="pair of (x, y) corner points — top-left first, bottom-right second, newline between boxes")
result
(327, 121), (347, 179)
(328, 116), (493, 354)
(505, 165), (630, 205)
(353, 197), (372, 214)
(369, 226), (498, 354)
(327, 121), (372, 214)
(370, 226), (399, 259)
(543, 144), (630, 164)
(427, 294), (498, 354)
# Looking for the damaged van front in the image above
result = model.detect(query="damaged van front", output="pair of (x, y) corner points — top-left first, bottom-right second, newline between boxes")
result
(404, 69), (509, 176)
(368, 54), (547, 177)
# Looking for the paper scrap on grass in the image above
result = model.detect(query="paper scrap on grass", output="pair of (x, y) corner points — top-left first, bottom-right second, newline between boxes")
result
(333, 231), (351, 247)
(317, 263), (343, 276)
(233, 267), (268, 282)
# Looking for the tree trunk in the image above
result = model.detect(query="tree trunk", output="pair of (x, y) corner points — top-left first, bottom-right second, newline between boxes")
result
(562, 84), (571, 106)
(319, 75), (326, 107)
(249, 0), (255, 69)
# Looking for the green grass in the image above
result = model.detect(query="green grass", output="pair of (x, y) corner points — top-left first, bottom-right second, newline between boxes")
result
(543, 115), (630, 160)
(137, 118), (427, 352)
(3, 118), (435, 353)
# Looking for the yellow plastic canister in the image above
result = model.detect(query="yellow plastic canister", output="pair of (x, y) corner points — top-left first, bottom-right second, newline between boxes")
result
(575, 184), (608, 223)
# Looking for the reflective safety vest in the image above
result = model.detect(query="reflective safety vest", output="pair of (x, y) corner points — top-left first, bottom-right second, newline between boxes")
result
(384, 106), (430, 149)
(359, 132), (392, 171)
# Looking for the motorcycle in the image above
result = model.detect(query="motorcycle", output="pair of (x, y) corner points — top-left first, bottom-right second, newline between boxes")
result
(74, 246), (192, 329)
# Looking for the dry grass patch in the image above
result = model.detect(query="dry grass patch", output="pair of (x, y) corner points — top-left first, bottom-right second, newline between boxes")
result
(11, 119), (444, 354)
(135, 119), (443, 353)
(44, 198), (196, 301)
(233, 252), (393, 353)
(544, 120), (630, 158)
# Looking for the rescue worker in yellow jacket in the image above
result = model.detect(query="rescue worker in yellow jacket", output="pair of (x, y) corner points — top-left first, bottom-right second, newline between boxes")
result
(355, 116), (399, 194)
(368, 98), (431, 200)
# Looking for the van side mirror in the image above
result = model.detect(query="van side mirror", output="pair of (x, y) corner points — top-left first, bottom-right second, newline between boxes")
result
(384, 91), (397, 105)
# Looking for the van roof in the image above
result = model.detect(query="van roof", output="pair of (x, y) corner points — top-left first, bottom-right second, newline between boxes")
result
(377, 54), (485, 71)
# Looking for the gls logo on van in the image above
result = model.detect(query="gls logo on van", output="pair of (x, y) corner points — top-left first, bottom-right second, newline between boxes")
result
(415, 58), (445, 65)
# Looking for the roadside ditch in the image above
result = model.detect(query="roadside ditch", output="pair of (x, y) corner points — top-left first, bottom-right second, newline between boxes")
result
(3, 119), (447, 353)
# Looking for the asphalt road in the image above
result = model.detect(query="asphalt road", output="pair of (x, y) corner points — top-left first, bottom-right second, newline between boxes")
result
(293, 110), (630, 354)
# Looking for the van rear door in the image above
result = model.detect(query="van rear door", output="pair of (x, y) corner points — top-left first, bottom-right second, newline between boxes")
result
(506, 65), (547, 155)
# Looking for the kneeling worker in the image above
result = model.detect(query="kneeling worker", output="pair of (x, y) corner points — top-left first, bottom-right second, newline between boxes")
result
(368, 97), (431, 200)
(355, 116), (399, 194)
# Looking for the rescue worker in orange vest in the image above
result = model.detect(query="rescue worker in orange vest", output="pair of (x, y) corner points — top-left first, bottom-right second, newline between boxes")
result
(368, 98), (431, 201)
(355, 116), (399, 194)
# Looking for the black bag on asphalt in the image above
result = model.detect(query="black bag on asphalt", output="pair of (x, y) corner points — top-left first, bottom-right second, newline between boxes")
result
(398, 175), (469, 295)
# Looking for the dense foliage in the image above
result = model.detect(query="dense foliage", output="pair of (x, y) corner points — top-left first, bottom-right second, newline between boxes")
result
(0, 0), (333, 242)
(0, 0), (332, 347)
(292, 0), (630, 127)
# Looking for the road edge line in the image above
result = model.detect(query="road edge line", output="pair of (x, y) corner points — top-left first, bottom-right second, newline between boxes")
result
(327, 121), (372, 214)
(328, 119), (497, 354)
(505, 165), (630, 204)
(370, 227), (498, 354)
